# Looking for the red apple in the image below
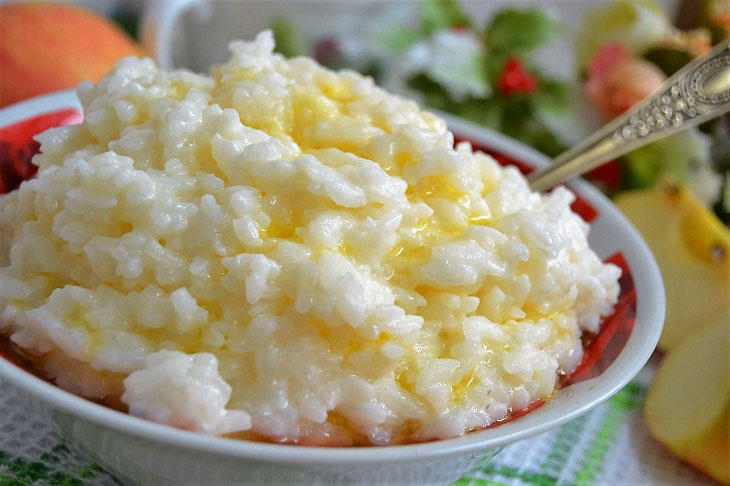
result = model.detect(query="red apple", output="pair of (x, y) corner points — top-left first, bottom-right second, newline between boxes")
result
(0, 2), (143, 107)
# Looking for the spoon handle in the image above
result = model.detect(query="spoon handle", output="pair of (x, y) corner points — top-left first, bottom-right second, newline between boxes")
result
(528, 40), (730, 192)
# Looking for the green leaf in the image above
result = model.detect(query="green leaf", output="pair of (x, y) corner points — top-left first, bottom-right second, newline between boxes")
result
(271, 17), (305, 58)
(621, 146), (666, 188)
(453, 99), (502, 129)
(499, 97), (537, 133)
(484, 53), (508, 88)
(516, 121), (564, 156)
(405, 58), (567, 156)
(622, 130), (711, 189)
(485, 8), (558, 55)
(642, 47), (693, 76)
(421, 0), (471, 35)
(359, 60), (386, 83)
(379, 27), (423, 53)
(533, 78), (571, 114)
(406, 74), (454, 111)
(498, 97), (565, 156)
(405, 75), (500, 128)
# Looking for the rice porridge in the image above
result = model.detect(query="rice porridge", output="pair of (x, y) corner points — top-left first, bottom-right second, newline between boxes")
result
(0, 31), (620, 446)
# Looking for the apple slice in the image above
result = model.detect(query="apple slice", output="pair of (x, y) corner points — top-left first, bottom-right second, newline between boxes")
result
(615, 186), (730, 351)
(680, 408), (730, 485)
(645, 314), (729, 470)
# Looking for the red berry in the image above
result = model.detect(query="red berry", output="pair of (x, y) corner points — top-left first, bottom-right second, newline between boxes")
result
(498, 57), (538, 96)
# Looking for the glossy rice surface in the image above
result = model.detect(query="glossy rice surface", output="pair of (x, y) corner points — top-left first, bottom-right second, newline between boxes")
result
(0, 32), (620, 445)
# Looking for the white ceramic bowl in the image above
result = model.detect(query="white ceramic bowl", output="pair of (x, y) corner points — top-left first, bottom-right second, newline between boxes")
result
(0, 90), (664, 486)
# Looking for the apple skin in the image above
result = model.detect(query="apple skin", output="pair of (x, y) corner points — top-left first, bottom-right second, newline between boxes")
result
(0, 2), (142, 107)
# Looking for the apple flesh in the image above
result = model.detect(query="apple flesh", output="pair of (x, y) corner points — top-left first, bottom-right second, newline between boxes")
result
(645, 315), (730, 484)
(679, 407), (729, 485)
(615, 186), (730, 352)
(0, 2), (142, 107)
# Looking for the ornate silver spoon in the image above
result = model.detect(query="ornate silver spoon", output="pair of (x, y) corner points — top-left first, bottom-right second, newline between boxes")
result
(528, 40), (730, 192)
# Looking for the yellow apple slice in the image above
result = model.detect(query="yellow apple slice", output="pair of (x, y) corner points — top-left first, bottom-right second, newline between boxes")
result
(615, 186), (730, 351)
(680, 407), (730, 485)
(645, 315), (729, 449)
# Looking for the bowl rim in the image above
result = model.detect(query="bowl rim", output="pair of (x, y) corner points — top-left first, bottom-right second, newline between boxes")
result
(0, 90), (665, 465)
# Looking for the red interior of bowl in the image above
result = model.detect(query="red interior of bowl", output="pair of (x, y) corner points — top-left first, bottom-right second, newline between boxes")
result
(0, 110), (82, 193)
(0, 110), (636, 428)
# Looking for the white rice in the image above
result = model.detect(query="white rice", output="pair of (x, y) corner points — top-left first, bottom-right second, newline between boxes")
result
(0, 31), (620, 445)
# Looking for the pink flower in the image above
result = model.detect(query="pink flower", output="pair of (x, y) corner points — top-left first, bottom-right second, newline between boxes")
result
(584, 43), (666, 119)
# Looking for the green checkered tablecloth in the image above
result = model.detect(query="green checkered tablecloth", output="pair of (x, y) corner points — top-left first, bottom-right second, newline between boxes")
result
(0, 364), (716, 486)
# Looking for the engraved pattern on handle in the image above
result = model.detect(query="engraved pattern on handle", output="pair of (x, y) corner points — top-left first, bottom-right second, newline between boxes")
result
(529, 41), (730, 191)
(612, 48), (730, 143)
